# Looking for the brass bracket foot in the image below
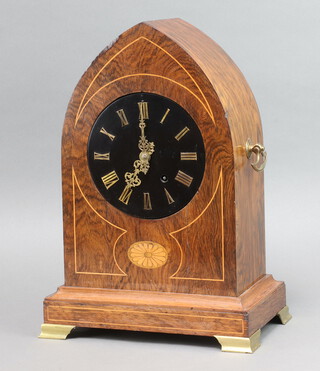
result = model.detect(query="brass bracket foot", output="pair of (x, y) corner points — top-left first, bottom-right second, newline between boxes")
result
(277, 305), (292, 325)
(38, 324), (76, 340)
(214, 329), (261, 353)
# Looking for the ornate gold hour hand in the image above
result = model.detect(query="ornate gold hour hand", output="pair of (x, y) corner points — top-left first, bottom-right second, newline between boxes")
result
(124, 160), (143, 188)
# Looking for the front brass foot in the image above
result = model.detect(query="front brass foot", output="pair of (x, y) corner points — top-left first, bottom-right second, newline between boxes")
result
(214, 329), (261, 353)
(38, 324), (76, 340)
(277, 305), (292, 325)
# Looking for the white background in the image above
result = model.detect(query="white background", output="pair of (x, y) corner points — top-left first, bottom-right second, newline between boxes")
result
(1, 0), (319, 370)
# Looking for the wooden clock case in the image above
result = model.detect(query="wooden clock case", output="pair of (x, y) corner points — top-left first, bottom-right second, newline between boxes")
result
(40, 18), (290, 352)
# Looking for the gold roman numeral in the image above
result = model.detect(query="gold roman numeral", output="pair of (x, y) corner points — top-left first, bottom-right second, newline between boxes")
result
(180, 152), (197, 161)
(164, 188), (174, 204)
(175, 126), (190, 141)
(119, 185), (133, 205)
(160, 108), (170, 124)
(138, 101), (149, 121)
(100, 127), (116, 141)
(116, 109), (129, 127)
(143, 192), (152, 210)
(101, 170), (119, 189)
(175, 170), (193, 187)
(94, 152), (110, 160)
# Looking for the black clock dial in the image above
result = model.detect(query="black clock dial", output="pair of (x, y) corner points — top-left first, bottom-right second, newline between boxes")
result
(87, 92), (205, 219)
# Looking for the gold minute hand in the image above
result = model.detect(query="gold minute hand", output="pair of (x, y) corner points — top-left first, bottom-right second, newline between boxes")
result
(138, 101), (148, 149)
(123, 101), (155, 190)
(137, 101), (154, 173)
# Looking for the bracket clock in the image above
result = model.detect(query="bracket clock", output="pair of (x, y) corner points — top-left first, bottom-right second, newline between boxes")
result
(40, 18), (291, 353)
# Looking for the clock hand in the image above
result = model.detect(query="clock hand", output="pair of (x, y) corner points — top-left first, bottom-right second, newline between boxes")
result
(123, 115), (155, 189)
(124, 160), (143, 188)
(138, 119), (154, 165)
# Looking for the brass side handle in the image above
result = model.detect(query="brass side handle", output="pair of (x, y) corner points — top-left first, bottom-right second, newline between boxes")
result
(245, 138), (267, 172)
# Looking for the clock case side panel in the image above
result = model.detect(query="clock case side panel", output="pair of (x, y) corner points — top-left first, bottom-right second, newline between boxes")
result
(146, 19), (266, 295)
(61, 99), (77, 283)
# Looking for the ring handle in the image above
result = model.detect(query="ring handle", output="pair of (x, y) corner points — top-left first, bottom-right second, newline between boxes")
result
(245, 138), (267, 172)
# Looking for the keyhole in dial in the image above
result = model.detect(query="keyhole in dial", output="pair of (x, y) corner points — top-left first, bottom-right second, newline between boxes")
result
(160, 175), (168, 183)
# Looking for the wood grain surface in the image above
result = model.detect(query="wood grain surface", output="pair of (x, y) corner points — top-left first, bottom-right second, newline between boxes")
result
(44, 275), (285, 337)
